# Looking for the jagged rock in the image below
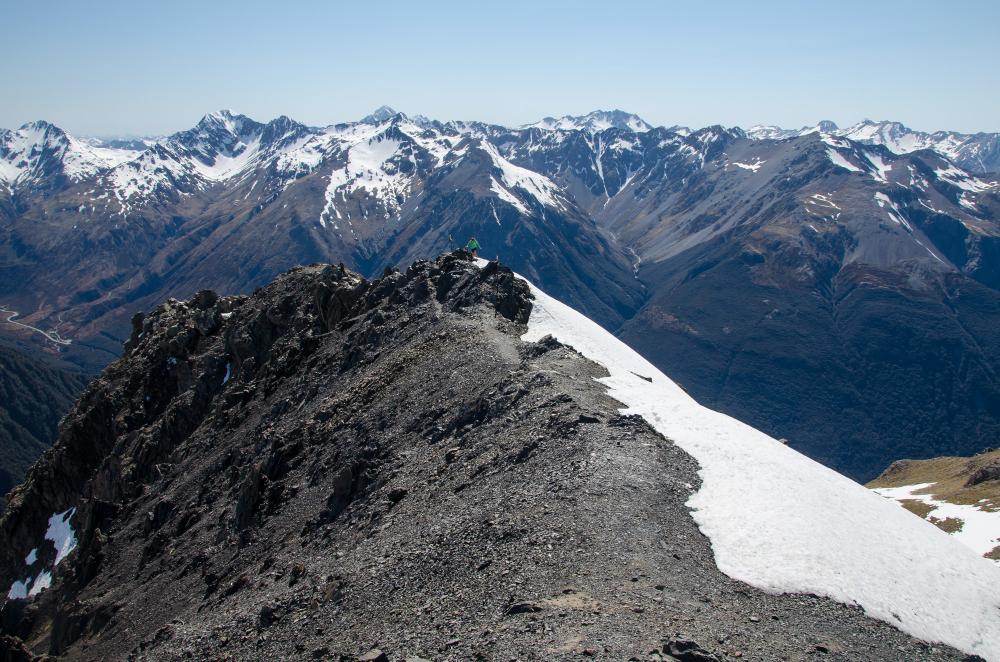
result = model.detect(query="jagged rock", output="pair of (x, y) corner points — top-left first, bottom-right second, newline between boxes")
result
(505, 602), (541, 615)
(0, 634), (33, 662)
(662, 638), (722, 661)
(356, 649), (388, 662)
(965, 462), (1000, 487)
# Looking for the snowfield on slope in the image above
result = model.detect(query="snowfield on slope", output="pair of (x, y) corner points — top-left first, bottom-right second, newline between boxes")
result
(504, 261), (1000, 661)
(872, 482), (1000, 563)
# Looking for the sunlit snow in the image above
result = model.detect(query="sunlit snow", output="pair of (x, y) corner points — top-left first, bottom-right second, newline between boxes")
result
(27, 571), (51, 597)
(826, 148), (861, 172)
(865, 151), (892, 183)
(873, 483), (1000, 563)
(503, 262), (1000, 661)
(45, 508), (78, 565)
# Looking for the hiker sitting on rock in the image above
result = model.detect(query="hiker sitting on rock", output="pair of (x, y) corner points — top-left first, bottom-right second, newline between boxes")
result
(466, 236), (480, 257)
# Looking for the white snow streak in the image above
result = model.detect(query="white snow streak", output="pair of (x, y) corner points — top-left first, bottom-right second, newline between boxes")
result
(826, 149), (861, 172)
(28, 572), (51, 597)
(730, 158), (765, 172)
(865, 152), (892, 183)
(480, 142), (565, 213)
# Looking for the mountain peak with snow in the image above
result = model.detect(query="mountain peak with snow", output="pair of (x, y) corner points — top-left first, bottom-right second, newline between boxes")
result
(0, 119), (142, 192)
(192, 109), (260, 137)
(746, 118), (1000, 173)
(525, 109), (653, 134)
(361, 105), (402, 124)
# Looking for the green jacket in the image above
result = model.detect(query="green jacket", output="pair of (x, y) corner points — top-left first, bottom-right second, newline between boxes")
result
(466, 239), (480, 251)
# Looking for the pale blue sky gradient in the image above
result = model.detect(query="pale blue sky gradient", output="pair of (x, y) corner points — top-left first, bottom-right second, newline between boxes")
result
(3, 0), (998, 136)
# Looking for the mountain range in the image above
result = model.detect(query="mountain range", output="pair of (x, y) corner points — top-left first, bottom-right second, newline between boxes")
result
(745, 119), (1000, 175)
(1, 107), (999, 483)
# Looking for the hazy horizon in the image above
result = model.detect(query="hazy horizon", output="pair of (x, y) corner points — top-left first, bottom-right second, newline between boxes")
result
(3, 0), (998, 136)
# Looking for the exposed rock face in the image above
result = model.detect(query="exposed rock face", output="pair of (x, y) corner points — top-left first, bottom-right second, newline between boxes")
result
(0, 253), (972, 660)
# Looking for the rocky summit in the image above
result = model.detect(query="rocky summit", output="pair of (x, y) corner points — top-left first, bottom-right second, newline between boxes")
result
(0, 252), (978, 661)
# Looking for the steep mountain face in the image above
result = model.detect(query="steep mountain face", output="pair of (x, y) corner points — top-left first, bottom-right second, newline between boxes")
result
(1, 108), (999, 484)
(0, 253), (993, 661)
(870, 447), (1000, 564)
(748, 119), (1000, 175)
(0, 344), (89, 505)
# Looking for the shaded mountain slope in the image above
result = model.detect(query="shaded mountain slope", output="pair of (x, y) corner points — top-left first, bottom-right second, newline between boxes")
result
(619, 237), (1000, 481)
(0, 344), (89, 503)
(0, 253), (980, 661)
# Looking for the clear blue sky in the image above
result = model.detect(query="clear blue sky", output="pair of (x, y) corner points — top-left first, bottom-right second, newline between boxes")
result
(3, 0), (998, 136)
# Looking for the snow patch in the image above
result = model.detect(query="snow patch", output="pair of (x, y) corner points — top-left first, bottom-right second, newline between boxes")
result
(730, 158), (765, 172)
(28, 572), (51, 597)
(865, 151), (892, 183)
(7, 579), (30, 600)
(508, 266), (1000, 661)
(489, 176), (529, 215)
(24, 548), (37, 565)
(934, 165), (993, 193)
(826, 149), (861, 172)
(873, 483), (1000, 563)
(874, 192), (912, 231)
(46, 508), (78, 565)
(480, 142), (565, 213)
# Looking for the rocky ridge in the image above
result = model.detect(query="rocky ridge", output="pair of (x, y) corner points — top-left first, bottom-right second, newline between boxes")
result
(0, 252), (980, 661)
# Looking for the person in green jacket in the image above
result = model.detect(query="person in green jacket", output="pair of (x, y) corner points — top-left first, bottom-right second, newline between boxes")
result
(466, 236), (480, 256)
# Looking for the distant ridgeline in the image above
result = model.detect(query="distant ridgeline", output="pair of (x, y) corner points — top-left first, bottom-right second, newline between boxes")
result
(1, 108), (999, 486)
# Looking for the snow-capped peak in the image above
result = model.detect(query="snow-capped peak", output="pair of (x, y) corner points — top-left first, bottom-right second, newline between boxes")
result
(747, 119), (1000, 174)
(745, 120), (839, 141)
(361, 105), (402, 124)
(0, 120), (141, 191)
(525, 109), (652, 134)
(191, 110), (260, 139)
